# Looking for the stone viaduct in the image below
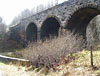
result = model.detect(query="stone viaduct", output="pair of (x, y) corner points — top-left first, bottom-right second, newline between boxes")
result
(9, 0), (100, 43)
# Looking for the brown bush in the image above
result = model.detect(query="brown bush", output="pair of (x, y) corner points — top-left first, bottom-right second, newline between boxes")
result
(17, 31), (85, 70)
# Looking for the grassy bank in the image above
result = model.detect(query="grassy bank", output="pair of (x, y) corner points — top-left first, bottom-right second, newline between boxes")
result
(0, 50), (100, 76)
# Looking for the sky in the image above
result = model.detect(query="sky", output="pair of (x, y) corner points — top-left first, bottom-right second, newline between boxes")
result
(0, 0), (67, 25)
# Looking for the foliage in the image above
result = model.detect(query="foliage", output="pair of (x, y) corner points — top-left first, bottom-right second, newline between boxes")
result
(0, 39), (23, 52)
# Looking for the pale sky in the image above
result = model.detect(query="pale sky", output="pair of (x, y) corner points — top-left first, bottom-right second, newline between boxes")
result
(0, 0), (67, 25)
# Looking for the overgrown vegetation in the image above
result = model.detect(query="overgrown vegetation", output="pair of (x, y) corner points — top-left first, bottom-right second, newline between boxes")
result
(0, 33), (23, 53)
(0, 17), (23, 53)
(15, 31), (85, 71)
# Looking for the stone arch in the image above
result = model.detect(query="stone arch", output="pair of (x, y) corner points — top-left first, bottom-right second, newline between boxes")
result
(26, 22), (37, 42)
(65, 6), (100, 39)
(40, 17), (60, 40)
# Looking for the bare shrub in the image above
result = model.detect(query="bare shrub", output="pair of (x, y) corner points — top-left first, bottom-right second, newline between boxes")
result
(65, 31), (85, 55)
(21, 37), (67, 69)
(17, 31), (85, 70)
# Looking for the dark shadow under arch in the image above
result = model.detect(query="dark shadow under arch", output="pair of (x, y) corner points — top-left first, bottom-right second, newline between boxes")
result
(40, 17), (60, 40)
(66, 7), (100, 39)
(26, 23), (37, 42)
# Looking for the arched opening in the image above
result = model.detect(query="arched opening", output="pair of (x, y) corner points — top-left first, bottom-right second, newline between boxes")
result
(66, 7), (100, 39)
(40, 17), (60, 40)
(26, 23), (37, 42)
(86, 15), (100, 45)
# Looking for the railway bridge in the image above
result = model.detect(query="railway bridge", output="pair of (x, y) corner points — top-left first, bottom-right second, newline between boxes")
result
(9, 0), (100, 43)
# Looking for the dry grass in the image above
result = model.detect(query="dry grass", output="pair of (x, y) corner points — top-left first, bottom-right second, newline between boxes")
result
(59, 50), (100, 76)
(1, 50), (100, 76)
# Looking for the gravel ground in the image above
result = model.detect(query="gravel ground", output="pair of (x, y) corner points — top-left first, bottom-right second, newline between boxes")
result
(0, 63), (35, 76)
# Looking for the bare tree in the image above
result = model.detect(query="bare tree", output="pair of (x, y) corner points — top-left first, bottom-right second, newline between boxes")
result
(10, 0), (61, 26)
(36, 4), (44, 13)
(31, 7), (37, 15)
(20, 9), (31, 18)
(10, 9), (31, 26)
(0, 17), (6, 35)
(55, 0), (58, 5)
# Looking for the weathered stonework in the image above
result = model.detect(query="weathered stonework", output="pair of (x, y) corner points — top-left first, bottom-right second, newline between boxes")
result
(9, 0), (100, 42)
